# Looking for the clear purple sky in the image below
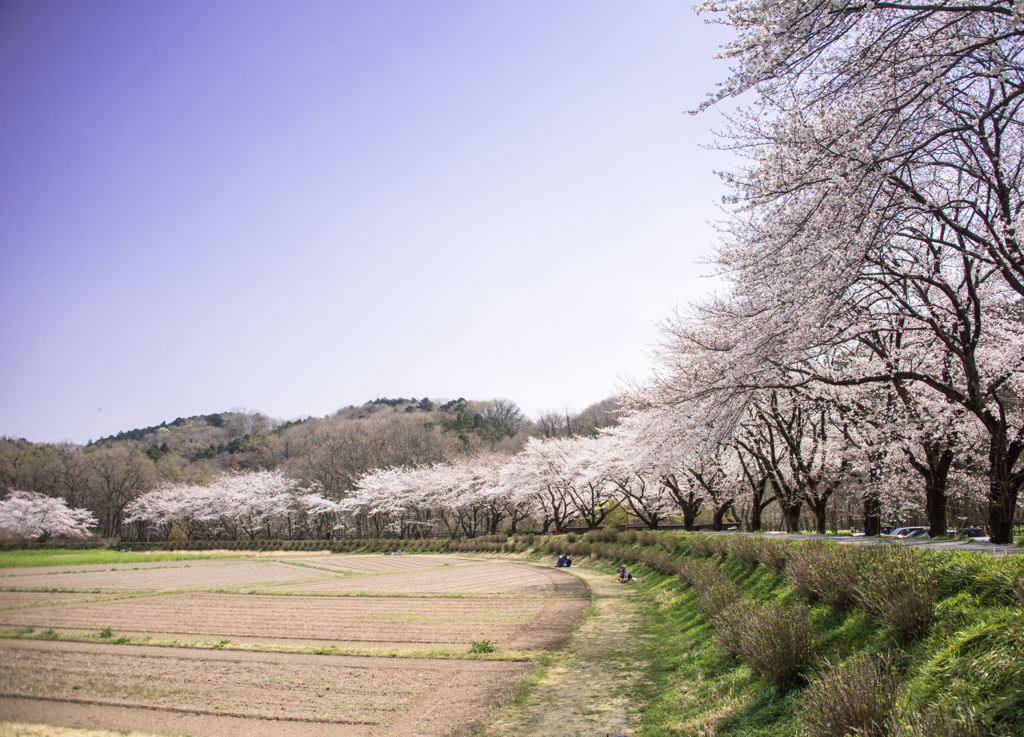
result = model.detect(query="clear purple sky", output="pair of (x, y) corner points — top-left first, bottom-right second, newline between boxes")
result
(0, 0), (734, 444)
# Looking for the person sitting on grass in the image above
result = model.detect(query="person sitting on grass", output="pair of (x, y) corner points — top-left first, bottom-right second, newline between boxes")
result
(564, 555), (573, 567)
(555, 555), (568, 567)
(617, 565), (634, 583)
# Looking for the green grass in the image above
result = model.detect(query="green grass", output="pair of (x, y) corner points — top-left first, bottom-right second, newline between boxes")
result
(588, 544), (1024, 736)
(0, 549), (240, 568)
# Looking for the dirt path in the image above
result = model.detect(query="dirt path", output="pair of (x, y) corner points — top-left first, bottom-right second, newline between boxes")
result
(482, 564), (646, 737)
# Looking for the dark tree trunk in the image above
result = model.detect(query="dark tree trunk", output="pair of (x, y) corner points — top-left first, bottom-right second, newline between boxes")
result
(863, 492), (881, 536)
(782, 502), (802, 533)
(712, 504), (732, 531)
(814, 503), (827, 534)
(908, 444), (955, 538)
(661, 475), (701, 531)
(988, 436), (1022, 544)
(748, 477), (772, 532)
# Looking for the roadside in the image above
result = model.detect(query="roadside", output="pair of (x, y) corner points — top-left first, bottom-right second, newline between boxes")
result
(481, 562), (646, 737)
(689, 530), (1022, 556)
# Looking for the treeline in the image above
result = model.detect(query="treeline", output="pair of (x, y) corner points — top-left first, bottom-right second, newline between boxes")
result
(1, 396), (619, 541)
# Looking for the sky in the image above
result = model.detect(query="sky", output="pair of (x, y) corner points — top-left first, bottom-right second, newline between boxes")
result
(0, 0), (737, 444)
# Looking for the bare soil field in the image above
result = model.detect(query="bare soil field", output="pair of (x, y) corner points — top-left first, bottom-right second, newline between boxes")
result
(0, 591), (586, 650)
(0, 593), (108, 609)
(0, 640), (529, 736)
(266, 562), (590, 597)
(312, 555), (483, 573)
(0, 554), (589, 736)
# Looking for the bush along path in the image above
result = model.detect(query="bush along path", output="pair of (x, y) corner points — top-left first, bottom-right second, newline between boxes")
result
(480, 531), (1023, 737)
(482, 563), (647, 737)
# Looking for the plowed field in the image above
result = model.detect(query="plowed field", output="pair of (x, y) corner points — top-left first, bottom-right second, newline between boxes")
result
(0, 553), (589, 736)
(269, 561), (589, 597)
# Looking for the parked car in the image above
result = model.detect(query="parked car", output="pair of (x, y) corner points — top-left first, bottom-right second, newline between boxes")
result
(955, 527), (989, 541)
(852, 525), (896, 537)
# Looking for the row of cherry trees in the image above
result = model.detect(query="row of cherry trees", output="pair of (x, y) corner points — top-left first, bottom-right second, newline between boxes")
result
(64, 395), (995, 541)
(122, 470), (343, 541)
(647, 0), (1024, 543)
(342, 404), (990, 539)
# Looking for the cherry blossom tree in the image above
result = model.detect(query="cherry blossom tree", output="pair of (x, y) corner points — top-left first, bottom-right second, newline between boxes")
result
(500, 439), (574, 533)
(124, 470), (340, 541)
(688, 0), (1024, 542)
(0, 490), (96, 540)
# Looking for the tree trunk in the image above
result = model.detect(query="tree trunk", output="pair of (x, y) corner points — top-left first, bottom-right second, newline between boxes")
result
(814, 503), (827, 534)
(782, 502), (802, 533)
(748, 478), (772, 532)
(925, 478), (949, 539)
(863, 492), (881, 536)
(909, 444), (954, 538)
(988, 437), (1022, 544)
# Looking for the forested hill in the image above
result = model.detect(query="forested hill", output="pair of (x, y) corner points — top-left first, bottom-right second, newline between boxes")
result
(87, 396), (533, 464)
(87, 396), (619, 465)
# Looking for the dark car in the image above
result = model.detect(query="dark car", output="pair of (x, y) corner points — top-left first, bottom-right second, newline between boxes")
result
(955, 527), (989, 541)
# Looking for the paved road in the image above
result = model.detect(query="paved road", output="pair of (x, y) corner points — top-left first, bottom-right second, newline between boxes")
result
(692, 529), (1022, 556)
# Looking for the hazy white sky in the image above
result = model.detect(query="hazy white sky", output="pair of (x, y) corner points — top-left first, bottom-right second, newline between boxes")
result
(0, 0), (736, 443)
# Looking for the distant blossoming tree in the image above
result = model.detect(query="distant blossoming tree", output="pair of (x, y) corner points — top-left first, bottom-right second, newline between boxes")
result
(0, 490), (97, 540)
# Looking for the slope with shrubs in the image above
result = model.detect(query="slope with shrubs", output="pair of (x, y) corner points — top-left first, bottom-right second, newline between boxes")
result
(525, 530), (1023, 737)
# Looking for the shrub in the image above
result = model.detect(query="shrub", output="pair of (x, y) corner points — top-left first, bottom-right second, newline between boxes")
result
(889, 707), (981, 737)
(568, 541), (592, 557)
(637, 530), (660, 547)
(787, 540), (829, 599)
(0, 531), (25, 551)
(658, 533), (679, 551)
(680, 559), (740, 618)
(756, 537), (790, 573)
(712, 598), (759, 658)
(741, 601), (813, 687)
(800, 654), (900, 737)
(619, 530), (638, 545)
(640, 548), (675, 575)
(809, 545), (865, 609)
(619, 546), (640, 565)
(565, 532), (577, 543)
(856, 544), (936, 636)
(706, 535), (731, 557)
(677, 556), (693, 580)
(586, 528), (618, 544)
(686, 534), (717, 557)
(726, 535), (762, 567)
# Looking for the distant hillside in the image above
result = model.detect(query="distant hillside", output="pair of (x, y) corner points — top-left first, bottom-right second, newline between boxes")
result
(85, 395), (618, 469)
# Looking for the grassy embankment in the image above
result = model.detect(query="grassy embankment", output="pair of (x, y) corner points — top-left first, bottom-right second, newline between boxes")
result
(460, 531), (1023, 737)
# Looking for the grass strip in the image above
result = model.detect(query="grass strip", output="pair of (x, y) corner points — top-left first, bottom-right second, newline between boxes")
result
(0, 550), (242, 568)
(0, 628), (538, 660)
